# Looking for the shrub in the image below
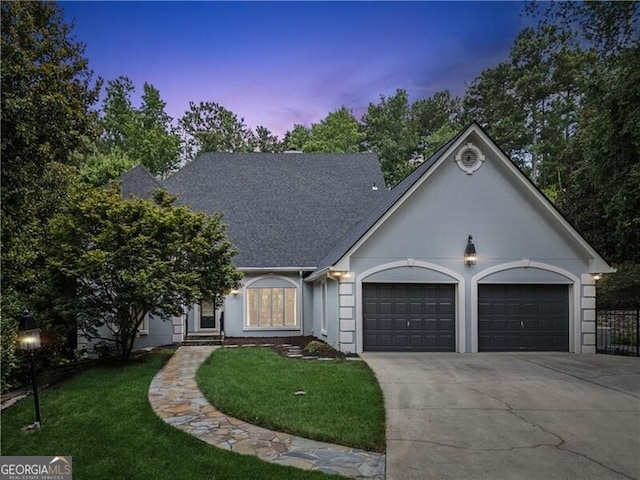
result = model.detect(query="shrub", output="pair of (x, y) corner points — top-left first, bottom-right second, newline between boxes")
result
(0, 314), (21, 393)
(598, 262), (640, 308)
(303, 340), (335, 354)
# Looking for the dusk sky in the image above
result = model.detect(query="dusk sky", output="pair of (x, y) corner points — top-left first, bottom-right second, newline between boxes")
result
(61, 1), (526, 138)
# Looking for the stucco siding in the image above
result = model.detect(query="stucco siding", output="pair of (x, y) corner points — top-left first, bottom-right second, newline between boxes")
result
(342, 132), (596, 353)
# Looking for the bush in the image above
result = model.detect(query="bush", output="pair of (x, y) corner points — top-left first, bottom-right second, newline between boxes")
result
(598, 262), (640, 308)
(303, 340), (335, 354)
(0, 314), (21, 393)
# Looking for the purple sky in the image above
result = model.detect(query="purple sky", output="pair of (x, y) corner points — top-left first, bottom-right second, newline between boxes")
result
(61, 1), (525, 138)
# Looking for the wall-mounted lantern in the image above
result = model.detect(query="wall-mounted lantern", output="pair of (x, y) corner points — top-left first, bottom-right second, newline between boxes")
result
(328, 268), (347, 279)
(464, 235), (477, 266)
(18, 310), (42, 428)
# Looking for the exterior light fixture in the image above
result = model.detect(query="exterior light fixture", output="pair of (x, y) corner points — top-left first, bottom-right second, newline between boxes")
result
(230, 289), (239, 296)
(464, 235), (477, 266)
(328, 269), (347, 279)
(593, 273), (603, 281)
(18, 310), (42, 428)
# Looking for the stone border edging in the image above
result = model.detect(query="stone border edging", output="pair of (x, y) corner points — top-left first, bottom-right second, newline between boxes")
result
(148, 346), (385, 479)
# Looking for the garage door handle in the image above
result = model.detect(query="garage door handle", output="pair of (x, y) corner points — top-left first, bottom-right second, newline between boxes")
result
(407, 320), (410, 328)
(520, 321), (524, 329)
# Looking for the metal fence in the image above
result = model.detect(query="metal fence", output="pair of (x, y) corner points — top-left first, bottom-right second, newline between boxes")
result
(596, 308), (639, 356)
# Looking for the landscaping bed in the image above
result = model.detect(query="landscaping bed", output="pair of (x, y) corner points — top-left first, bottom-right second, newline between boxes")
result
(224, 336), (349, 359)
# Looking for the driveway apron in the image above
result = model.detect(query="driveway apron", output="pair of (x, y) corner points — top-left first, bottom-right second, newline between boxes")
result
(362, 352), (640, 480)
(149, 346), (385, 479)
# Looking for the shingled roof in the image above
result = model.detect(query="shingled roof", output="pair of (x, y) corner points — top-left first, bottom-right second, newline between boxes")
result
(163, 152), (389, 269)
(119, 164), (164, 199)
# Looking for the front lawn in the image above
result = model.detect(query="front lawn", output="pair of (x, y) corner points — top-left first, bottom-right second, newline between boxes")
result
(196, 348), (386, 452)
(0, 349), (343, 480)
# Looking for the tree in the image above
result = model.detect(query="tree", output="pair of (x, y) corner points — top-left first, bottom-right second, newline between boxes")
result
(46, 185), (242, 360)
(98, 77), (181, 178)
(303, 107), (365, 153)
(79, 149), (137, 187)
(411, 90), (462, 137)
(361, 89), (462, 186)
(463, 62), (528, 163)
(255, 126), (282, 152)
(361, 89), (421, 186)
(179, 101), (256, 160)
(1, 0), (100, 307)
(558, 45), (640, 265)
(282, 124), (312, 151)
(422, 122), (460, 160)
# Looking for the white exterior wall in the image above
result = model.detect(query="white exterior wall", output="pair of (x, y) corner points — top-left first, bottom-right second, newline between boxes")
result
(331, 129), (605, 354)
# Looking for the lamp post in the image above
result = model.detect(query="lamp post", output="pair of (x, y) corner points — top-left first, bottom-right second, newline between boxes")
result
(18, 310), (42, 428)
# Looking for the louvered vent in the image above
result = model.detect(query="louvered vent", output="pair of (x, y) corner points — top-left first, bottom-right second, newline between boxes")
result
(460, 149), (478, 169)
(455, 142), (485, 174)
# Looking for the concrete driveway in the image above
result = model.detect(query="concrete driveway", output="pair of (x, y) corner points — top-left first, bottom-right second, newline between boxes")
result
(361, 353), (640, 480)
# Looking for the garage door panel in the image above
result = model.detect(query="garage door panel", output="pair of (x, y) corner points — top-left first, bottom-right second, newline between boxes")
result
(479, 284), (568, 352)
(394, 303), (408, 315)
(363, 283), (455, 352)
(439, 318), (454, 330)
(363, 301), (378, 315)
(393, 318), (408, 330)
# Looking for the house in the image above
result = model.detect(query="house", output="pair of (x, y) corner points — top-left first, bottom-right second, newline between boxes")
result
(116, 122), (613, 354)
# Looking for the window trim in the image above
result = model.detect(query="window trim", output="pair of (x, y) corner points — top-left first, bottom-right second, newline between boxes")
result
(243, 275), (300, 331)
(321, 280), (328, 335)
(138, 312), (149, 335)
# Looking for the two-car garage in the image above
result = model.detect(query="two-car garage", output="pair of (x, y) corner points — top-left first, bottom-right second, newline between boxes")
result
(362, 282), (569, 352)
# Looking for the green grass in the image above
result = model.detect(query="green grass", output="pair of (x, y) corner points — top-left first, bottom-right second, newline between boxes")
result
(196, 348), (386, 452)
(0, 349), (344, 480)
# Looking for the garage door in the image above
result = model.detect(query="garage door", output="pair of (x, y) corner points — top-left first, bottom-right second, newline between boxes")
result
(478, 284), (569, 351)
(363, 283), (455, 351)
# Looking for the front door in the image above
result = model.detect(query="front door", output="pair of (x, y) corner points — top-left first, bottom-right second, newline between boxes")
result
(199, 298), (219, 331)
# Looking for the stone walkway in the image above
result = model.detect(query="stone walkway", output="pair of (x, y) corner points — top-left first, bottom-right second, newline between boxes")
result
(148, 346), (385, 479)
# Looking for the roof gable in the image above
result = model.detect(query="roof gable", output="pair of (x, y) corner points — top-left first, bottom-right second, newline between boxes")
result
(163, 152), (390, 269)
(310, 122), (612, 278)
(119, 164), (163, 199)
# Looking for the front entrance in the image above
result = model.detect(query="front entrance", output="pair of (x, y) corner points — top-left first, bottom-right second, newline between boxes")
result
(198, 297), (220, 331)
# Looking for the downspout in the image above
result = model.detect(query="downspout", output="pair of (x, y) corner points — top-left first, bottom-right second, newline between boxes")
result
(183, 305), (190, 344)
(299, 270), (304, 335)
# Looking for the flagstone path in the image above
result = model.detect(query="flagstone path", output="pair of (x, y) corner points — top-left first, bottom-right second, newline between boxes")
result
(148, 346), (385, 479)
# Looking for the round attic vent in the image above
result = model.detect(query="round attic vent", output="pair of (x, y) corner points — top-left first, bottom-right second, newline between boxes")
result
(460, 149), (478, 168)
(455, 143), (485, 174)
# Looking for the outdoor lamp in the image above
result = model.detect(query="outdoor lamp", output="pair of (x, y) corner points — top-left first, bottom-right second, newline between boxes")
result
(18, 310), (42, 428)
(328, 269), (347, 279)
(464, 235), (477, 266)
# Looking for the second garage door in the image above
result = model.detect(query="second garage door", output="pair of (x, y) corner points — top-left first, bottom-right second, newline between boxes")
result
(363, 283), (455, 352)
(478, 284), (569, 352)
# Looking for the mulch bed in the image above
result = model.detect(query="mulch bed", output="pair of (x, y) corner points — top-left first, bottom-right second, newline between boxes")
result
(223, 336), (348, 359)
